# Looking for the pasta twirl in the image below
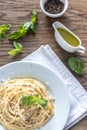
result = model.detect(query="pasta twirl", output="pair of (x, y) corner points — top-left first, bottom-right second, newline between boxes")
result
(0, 78), (54, 130)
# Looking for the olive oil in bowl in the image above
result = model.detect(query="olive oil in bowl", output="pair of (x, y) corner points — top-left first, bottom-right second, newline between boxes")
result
(57, 28), (80, 47)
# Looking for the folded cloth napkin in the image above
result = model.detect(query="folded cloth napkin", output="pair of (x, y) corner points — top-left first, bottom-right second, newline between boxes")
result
(22, 45), (87, 130)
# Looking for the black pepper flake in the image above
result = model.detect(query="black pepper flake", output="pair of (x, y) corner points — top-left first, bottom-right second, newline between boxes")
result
(44, 0), (64, 14)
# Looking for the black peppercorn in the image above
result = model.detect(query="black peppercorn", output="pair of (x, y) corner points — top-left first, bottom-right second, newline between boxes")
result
(44, 0), (64, 14)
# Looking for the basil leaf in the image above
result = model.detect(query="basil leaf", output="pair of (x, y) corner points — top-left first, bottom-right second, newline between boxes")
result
(13, 41), (23, 50)
(31, 11), (37, 32)
(23, 22), (31, 31)
(9, 31), (22, 40)
(0, 24), (11, 32)
(8, 41), (23, 56)
(0, 31), (5, 41)
(22, 95), (35, 107)
(31, 11), (37, 24)
(8, 48), (22, 56)
(9, 25), (27, 40)
(22, 94), (48, 108)
(37, 98), (48, 108)
(30, 22), (37, 32)
(68, 57), (85, 75)
(0, 24), (11, 41)
(31, 12), (37, 25)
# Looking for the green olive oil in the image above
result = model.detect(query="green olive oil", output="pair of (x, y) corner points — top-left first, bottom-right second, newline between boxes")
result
(57, 28), (80, 47)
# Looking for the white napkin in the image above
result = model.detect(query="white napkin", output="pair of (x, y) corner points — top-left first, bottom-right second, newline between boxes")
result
(22, 45), (87, 130)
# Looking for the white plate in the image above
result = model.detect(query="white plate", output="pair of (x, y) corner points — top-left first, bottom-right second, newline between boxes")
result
(0, 61), (70, 130)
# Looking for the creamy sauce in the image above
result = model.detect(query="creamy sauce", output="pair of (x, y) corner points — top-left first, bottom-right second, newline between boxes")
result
(57, 28), (80, 47)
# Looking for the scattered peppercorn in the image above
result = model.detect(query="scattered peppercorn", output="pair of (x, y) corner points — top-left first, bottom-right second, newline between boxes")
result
(44, 0), (64, 14)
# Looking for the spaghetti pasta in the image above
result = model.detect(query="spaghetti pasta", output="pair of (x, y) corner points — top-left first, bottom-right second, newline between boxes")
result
(0, 78), (54, 130)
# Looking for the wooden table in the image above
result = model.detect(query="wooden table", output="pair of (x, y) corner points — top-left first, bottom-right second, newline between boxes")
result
(0, 0), (87, 129)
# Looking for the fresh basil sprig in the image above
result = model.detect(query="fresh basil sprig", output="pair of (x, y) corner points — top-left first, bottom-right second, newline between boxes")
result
(22, 94), (48, 108)
(68, 57), (85, 75)
(9, 11), (37, 40)
(0, 24), (11, 41)
(8, 41), (23, 56)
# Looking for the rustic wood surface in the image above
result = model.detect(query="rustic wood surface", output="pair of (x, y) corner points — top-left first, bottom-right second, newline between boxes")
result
(0, 0), (87, 129)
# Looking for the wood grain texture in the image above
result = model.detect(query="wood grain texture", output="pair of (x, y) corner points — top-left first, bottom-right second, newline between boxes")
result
(0, 0), (87, 129)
